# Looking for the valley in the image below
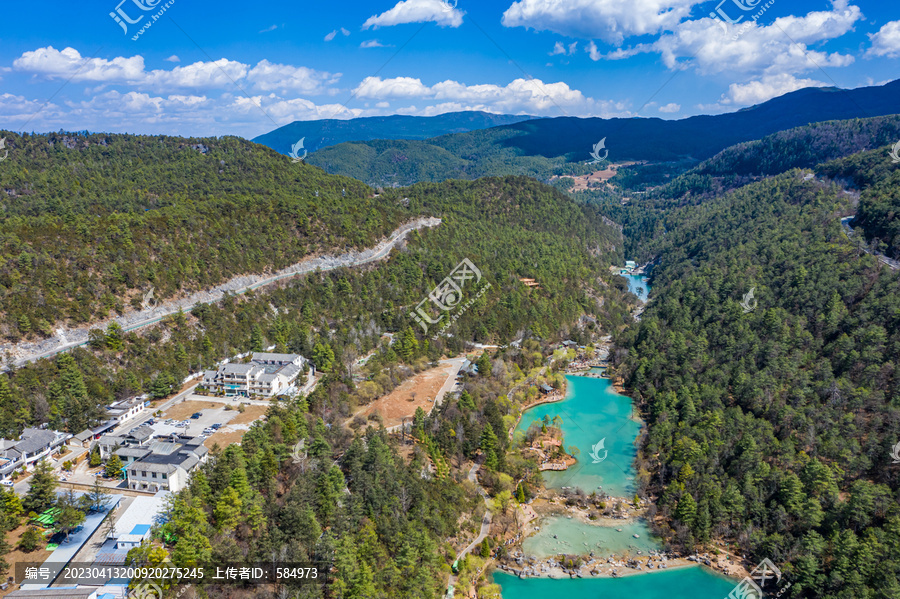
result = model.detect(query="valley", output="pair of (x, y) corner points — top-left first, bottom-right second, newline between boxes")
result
(0, 10), (899, 597)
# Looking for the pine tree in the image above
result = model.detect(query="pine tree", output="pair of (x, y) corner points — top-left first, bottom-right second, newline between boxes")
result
(105, 454), (124, 479)
(674, 493), (697, 526)
(481, 423), (499, 470)
(24, 460), (57, 513)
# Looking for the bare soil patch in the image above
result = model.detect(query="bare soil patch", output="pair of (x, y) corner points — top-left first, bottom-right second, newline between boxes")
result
(228, 404), (269, 425)
(204, 429), (245, 450)
(2, 525), (54, 596)
(162, 400), (222, 420)
(356, 362), (457, 429)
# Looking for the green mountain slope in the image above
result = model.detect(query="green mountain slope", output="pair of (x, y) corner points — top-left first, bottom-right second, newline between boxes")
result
(0, 131), (405, 338)
(307, 80), (900, 187)
(616, 159), (900, 597)
(251, 111), (535, 155)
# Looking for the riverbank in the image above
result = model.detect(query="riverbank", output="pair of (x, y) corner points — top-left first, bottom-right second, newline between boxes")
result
(508, 388), (567, 439)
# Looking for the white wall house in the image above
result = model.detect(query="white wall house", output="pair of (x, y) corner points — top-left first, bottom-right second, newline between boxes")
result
(105, 398), (145, 424)
(202, 352), (306, 398)
(126, 439), (208, 493)
(0, 428), (70, 478)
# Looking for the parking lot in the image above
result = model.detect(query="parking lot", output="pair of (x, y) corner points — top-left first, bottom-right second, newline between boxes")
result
(157, 401), (239, 438)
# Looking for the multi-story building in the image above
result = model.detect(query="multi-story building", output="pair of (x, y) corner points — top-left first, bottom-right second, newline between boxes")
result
(125, 438), (208, 493)
(0, 428), (71, 479)
(104, 397), (146, 425)
(202, 352), (307, 397)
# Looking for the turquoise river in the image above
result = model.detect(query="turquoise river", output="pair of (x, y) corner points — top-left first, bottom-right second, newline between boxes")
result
(499, 273), (736, 599)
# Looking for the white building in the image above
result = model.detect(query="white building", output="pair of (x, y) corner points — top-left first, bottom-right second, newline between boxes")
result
(105, 398), (145, 425)
(202, 352), (306, 397)
(126, 438), (208, 493)
(0, 428), (70, 479)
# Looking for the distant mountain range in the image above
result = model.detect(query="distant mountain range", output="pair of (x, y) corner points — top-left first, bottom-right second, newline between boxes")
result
(251, 111), (536, 155)
(292, 79), (900, 187)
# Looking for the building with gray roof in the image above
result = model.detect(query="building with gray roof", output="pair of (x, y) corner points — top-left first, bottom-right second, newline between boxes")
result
(202, 352), (307, 397)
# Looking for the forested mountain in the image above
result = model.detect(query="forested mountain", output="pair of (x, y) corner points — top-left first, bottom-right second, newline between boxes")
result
(0, 131), (405, 338)
(614, 155), (900, 597)
(0, 160), (632, 595)
(252, 111), (535, 155)
(819, 148), (900, 258)
(592, 115), (900, 259)
(307, 80), (900, 187)
(0, 168), (628, 432)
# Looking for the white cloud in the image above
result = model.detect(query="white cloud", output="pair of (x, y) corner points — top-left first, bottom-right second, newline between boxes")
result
(141, 58), (250, 90)
(502, 0), (699, 45)
(13, 47), (340, 95)
(259, 24), (278, 33)
(721, 73), (827, 105)
(324, 27), (351, 41)
(13, 46), (145, 83)
(658, 102), (680, 113)
(360, 40), (391, 48)
(594, 1), (860, 79)
(363, 0), (464, 29)
(246, 60), (341, 93)
(164, 55), (180, 63)
(353, 75), (626, 116)
(550, 41), (578, 55)
(867, 20), (900, 57)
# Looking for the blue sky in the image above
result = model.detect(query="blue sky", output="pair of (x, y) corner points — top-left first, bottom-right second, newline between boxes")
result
(0, 0), (897, 138)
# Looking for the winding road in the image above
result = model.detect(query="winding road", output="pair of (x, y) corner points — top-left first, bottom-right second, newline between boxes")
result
(447, 460), (493, 596)
(3, 218), (441, 369)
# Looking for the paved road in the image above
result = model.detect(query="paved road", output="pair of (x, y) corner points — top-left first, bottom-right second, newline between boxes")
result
(842, 215), (900, 270)
(456, 461), (493, 562)
(9, 218), (441, 369)
(447, 460), (493, 595)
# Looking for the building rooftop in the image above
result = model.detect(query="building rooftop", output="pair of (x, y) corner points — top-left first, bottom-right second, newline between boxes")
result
(252, 352), (301, 363)
(114, 447), (150, 460)
(15, 429), (63, 454)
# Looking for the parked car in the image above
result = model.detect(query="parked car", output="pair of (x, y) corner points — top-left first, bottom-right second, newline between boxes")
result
(1, 480), (13, 488)
(210, 423), (222, 430)
(191, 412), (202, 419)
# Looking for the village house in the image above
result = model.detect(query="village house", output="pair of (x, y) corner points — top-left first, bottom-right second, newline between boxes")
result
(104, 397), (146, 425)
(0, 428), (70, 479)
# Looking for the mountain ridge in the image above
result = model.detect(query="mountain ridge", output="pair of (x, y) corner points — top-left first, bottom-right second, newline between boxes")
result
(303, 79), (900, 186)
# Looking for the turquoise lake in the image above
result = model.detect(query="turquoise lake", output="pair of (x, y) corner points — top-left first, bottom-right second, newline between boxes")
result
(623, 272), (650, 302)
(501, 269), (739, 598)
(514, 374), (641, 498)
(495, 566), (736, 599)
(522, 516), (659, 558)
